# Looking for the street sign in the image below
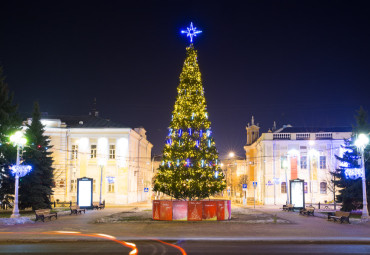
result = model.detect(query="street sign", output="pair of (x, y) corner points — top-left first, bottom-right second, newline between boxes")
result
(242, 184), (247, 191)
(253, 181), (257, 188)
(144, 188), (149, 192)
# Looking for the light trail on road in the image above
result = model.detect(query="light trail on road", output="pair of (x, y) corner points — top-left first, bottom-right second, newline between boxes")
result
(0, 231), (137, 254)
(0, 231), (188, 255)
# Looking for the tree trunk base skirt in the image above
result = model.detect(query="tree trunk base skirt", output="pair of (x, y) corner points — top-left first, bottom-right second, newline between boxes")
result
(152, 200), (231, 221)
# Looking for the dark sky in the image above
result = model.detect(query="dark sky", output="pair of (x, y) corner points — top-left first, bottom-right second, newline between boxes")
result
(1, 1), (370, 157)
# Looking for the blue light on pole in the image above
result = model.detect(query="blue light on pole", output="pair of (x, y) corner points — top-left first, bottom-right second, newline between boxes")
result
(11, 165), (32, 178)
(181, 22), (202, 43)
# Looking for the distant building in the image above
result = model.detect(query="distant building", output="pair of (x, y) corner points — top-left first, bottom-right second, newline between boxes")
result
(244, 117), (352, 205)
(27, 111), (153, 205)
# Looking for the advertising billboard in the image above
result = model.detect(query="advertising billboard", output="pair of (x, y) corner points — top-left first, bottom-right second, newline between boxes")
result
(77, 177), (93, 208)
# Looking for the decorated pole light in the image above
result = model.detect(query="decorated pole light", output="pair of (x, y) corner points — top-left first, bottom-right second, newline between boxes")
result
(354, 134), (370, 222)
(9, 131), (32, 218)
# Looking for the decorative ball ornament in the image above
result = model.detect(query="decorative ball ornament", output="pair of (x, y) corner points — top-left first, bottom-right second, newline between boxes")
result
(11, 165), (32, 177)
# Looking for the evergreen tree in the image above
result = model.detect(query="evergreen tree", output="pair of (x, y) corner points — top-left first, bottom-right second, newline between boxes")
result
(333, 107), (370, 212)
(19, 102), (54, 210)
(0, 67), (21, 206)
(153, 44), (226, 200)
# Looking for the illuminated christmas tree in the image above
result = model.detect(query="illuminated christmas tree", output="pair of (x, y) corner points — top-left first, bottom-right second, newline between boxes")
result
(153, 23), (226, 200)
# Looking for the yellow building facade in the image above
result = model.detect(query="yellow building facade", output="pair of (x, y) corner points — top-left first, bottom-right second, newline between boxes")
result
(28, 114), (153, 205)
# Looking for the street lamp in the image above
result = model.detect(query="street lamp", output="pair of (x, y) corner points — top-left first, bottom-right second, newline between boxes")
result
(229, 152), (235, 158)
(9, 131), (32, 218)
(354, 134), (369, 222)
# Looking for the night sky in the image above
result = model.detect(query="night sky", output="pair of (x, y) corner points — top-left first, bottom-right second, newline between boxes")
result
(1, 1), (370, 157)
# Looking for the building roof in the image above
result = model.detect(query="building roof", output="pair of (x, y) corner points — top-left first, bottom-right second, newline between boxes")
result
(275, 126), (352, 133)
(42, 114), (129, 128)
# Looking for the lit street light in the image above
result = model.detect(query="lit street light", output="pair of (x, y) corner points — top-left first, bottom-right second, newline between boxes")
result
(9, 131), (32, 218)
(354, 134), (369, 222)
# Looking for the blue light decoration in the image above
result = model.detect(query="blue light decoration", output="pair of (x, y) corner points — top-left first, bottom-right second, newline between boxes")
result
(215, 171), (219, 178)
(205, 113), (208, 119)
(106, 176), (115, 184)
(208, 139), (211, 147)
(162, 161), (164, 166)
(345, 168), (362, 180)
(178, 129), (182, 137)
(181, 22), (202, 43)
(167, 139), (172, 145)
(192, 113), (195, 120)
(168, 128), (172, 136)
(201, 159), (204, 167)
(187, 159), (190, 166)
(177, 159), (180, 166)
(196, 140), (200, 148)
(11, 165), (32, 178)
(200, 130), (203, 137)
(188, 128), (192, 135)
(216, 159), (218, 165)
(168, 161), (171, 167)
(206, 130), (211, 137)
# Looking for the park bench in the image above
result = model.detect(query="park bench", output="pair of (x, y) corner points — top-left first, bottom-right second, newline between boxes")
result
(93, 201), (105, 210)
(70, 205), (86, 215)
(35, 209), (57, 222)
(328, 211), (350, 224)
(282, 204), (294, 212)
(299, 206), (315, 216)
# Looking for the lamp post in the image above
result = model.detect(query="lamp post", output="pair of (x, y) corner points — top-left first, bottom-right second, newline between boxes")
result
(97, 138), (108, 206)
(9, 131), (32, 218)
(354, 134), (369, 222)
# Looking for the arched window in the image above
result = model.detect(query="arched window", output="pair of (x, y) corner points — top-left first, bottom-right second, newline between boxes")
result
(320, 182), (327, 194)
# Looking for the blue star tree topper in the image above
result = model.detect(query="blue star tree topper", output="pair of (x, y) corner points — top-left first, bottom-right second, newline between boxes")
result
(181, 22), (202, 43)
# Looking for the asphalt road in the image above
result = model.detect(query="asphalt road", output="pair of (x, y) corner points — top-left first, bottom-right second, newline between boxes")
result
(1, 241), (370, 255)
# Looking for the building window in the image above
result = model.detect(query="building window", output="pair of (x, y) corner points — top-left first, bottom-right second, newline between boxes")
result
(108, 183), (115, 193)
(70, 180), (76, 192)
(304, 182), (308, 193)
(281, 156), (287, 169)
(300, 156), (307, 169)
(109, 145), (115, 159)
(320, 182), (327, 194)
(71, 145), (78, 159)
(93, 180), (96, 193)
(281, 182), (287, 193)
(320, 156), (326, 169)
(91, 144), (97, 158)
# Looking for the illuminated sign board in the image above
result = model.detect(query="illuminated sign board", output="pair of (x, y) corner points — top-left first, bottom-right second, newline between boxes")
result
(77, 178), (93, 208)
(290, 179), (305, 209)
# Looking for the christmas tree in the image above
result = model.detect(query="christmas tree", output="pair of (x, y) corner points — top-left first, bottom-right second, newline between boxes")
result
(153, 27), (226, 200)
(333, 107), (370, 212)
(19, 102), (54, 210)
(0, 66), (21, 206)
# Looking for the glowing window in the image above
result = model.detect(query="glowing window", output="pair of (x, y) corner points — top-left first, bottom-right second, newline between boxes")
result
(91, 145), (97, 159)
(109, 145), (116, 159)
(71, 145), (78, 159)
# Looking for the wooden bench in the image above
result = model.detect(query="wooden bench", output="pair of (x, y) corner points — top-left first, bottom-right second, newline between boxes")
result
(93, 201), (105, 210)
(70, 205), (86, 215)
(35, 209), (57, 222)
(282, 204), (294, 212)
(299, 206), (315, 216)
(328, 211), (350, 224)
